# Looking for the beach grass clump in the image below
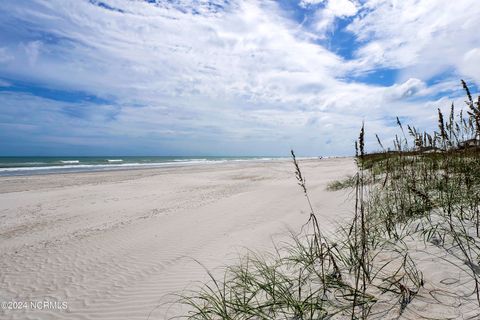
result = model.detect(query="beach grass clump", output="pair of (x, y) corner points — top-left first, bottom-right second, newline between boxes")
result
(177, 152), (423, 319)
(357, 80), (480, 309)
(326, 175), (356, 191)
(178, 215), (423, 319)
(176, 80), (480, 319)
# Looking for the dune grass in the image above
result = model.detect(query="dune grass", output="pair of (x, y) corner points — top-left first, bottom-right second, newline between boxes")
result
(326, 175), (356, 191)
(175, 80), (480, 319)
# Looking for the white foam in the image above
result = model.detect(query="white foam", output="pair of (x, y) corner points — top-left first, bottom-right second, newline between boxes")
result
(0, 160), (225, 173)
(0, 158), (290, 175)
(173, 159), (208, 162)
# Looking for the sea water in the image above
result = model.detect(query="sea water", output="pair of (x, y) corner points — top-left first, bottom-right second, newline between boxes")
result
(0, 156), (286, 176)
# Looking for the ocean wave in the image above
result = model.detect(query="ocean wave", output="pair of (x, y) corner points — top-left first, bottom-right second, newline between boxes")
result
(0, 160), (225, 173)
(10, 162), (47, 166)
(0, 157), (290, 175)
(173, 158), (208, 162)
(60, 160), (80, 164)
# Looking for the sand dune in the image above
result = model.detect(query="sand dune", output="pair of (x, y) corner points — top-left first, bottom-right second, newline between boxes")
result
(0, 158), (356, 320)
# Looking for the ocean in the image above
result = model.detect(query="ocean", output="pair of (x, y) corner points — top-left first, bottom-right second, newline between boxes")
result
(0, 156), (287, 176)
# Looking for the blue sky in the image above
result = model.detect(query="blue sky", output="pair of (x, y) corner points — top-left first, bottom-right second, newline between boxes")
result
(0, 0), (479, 156)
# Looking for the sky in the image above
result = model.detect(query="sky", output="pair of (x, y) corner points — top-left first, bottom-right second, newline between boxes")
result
(0, 0), (479, 156)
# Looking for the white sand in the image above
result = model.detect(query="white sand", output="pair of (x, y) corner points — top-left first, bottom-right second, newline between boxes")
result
(0, 158), (356, 320)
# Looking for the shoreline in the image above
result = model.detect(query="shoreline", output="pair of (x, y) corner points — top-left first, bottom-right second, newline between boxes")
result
(0, 156), (336, 177)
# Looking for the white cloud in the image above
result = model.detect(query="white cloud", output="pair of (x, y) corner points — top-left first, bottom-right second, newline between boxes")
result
(347, 0), (480, 84)
(386, 78), (427, 100)
(310, 0), (358, 36)
(0, 1), (343, 104)
(327, 0), (358, 17)
(459, 48), (480, 85)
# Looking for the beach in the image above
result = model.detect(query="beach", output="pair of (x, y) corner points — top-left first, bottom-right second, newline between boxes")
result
(0, 158), (356, 320)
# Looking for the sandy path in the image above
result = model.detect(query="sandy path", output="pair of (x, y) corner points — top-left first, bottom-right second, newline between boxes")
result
(0, 158), (356, 320)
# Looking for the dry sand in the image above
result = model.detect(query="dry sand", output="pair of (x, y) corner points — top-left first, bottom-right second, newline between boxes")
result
(0, 158), (356, 320)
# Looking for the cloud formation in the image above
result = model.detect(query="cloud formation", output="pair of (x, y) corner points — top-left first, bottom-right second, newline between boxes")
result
(0, 0), (479, 156)
(347, 0), (480, 81)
